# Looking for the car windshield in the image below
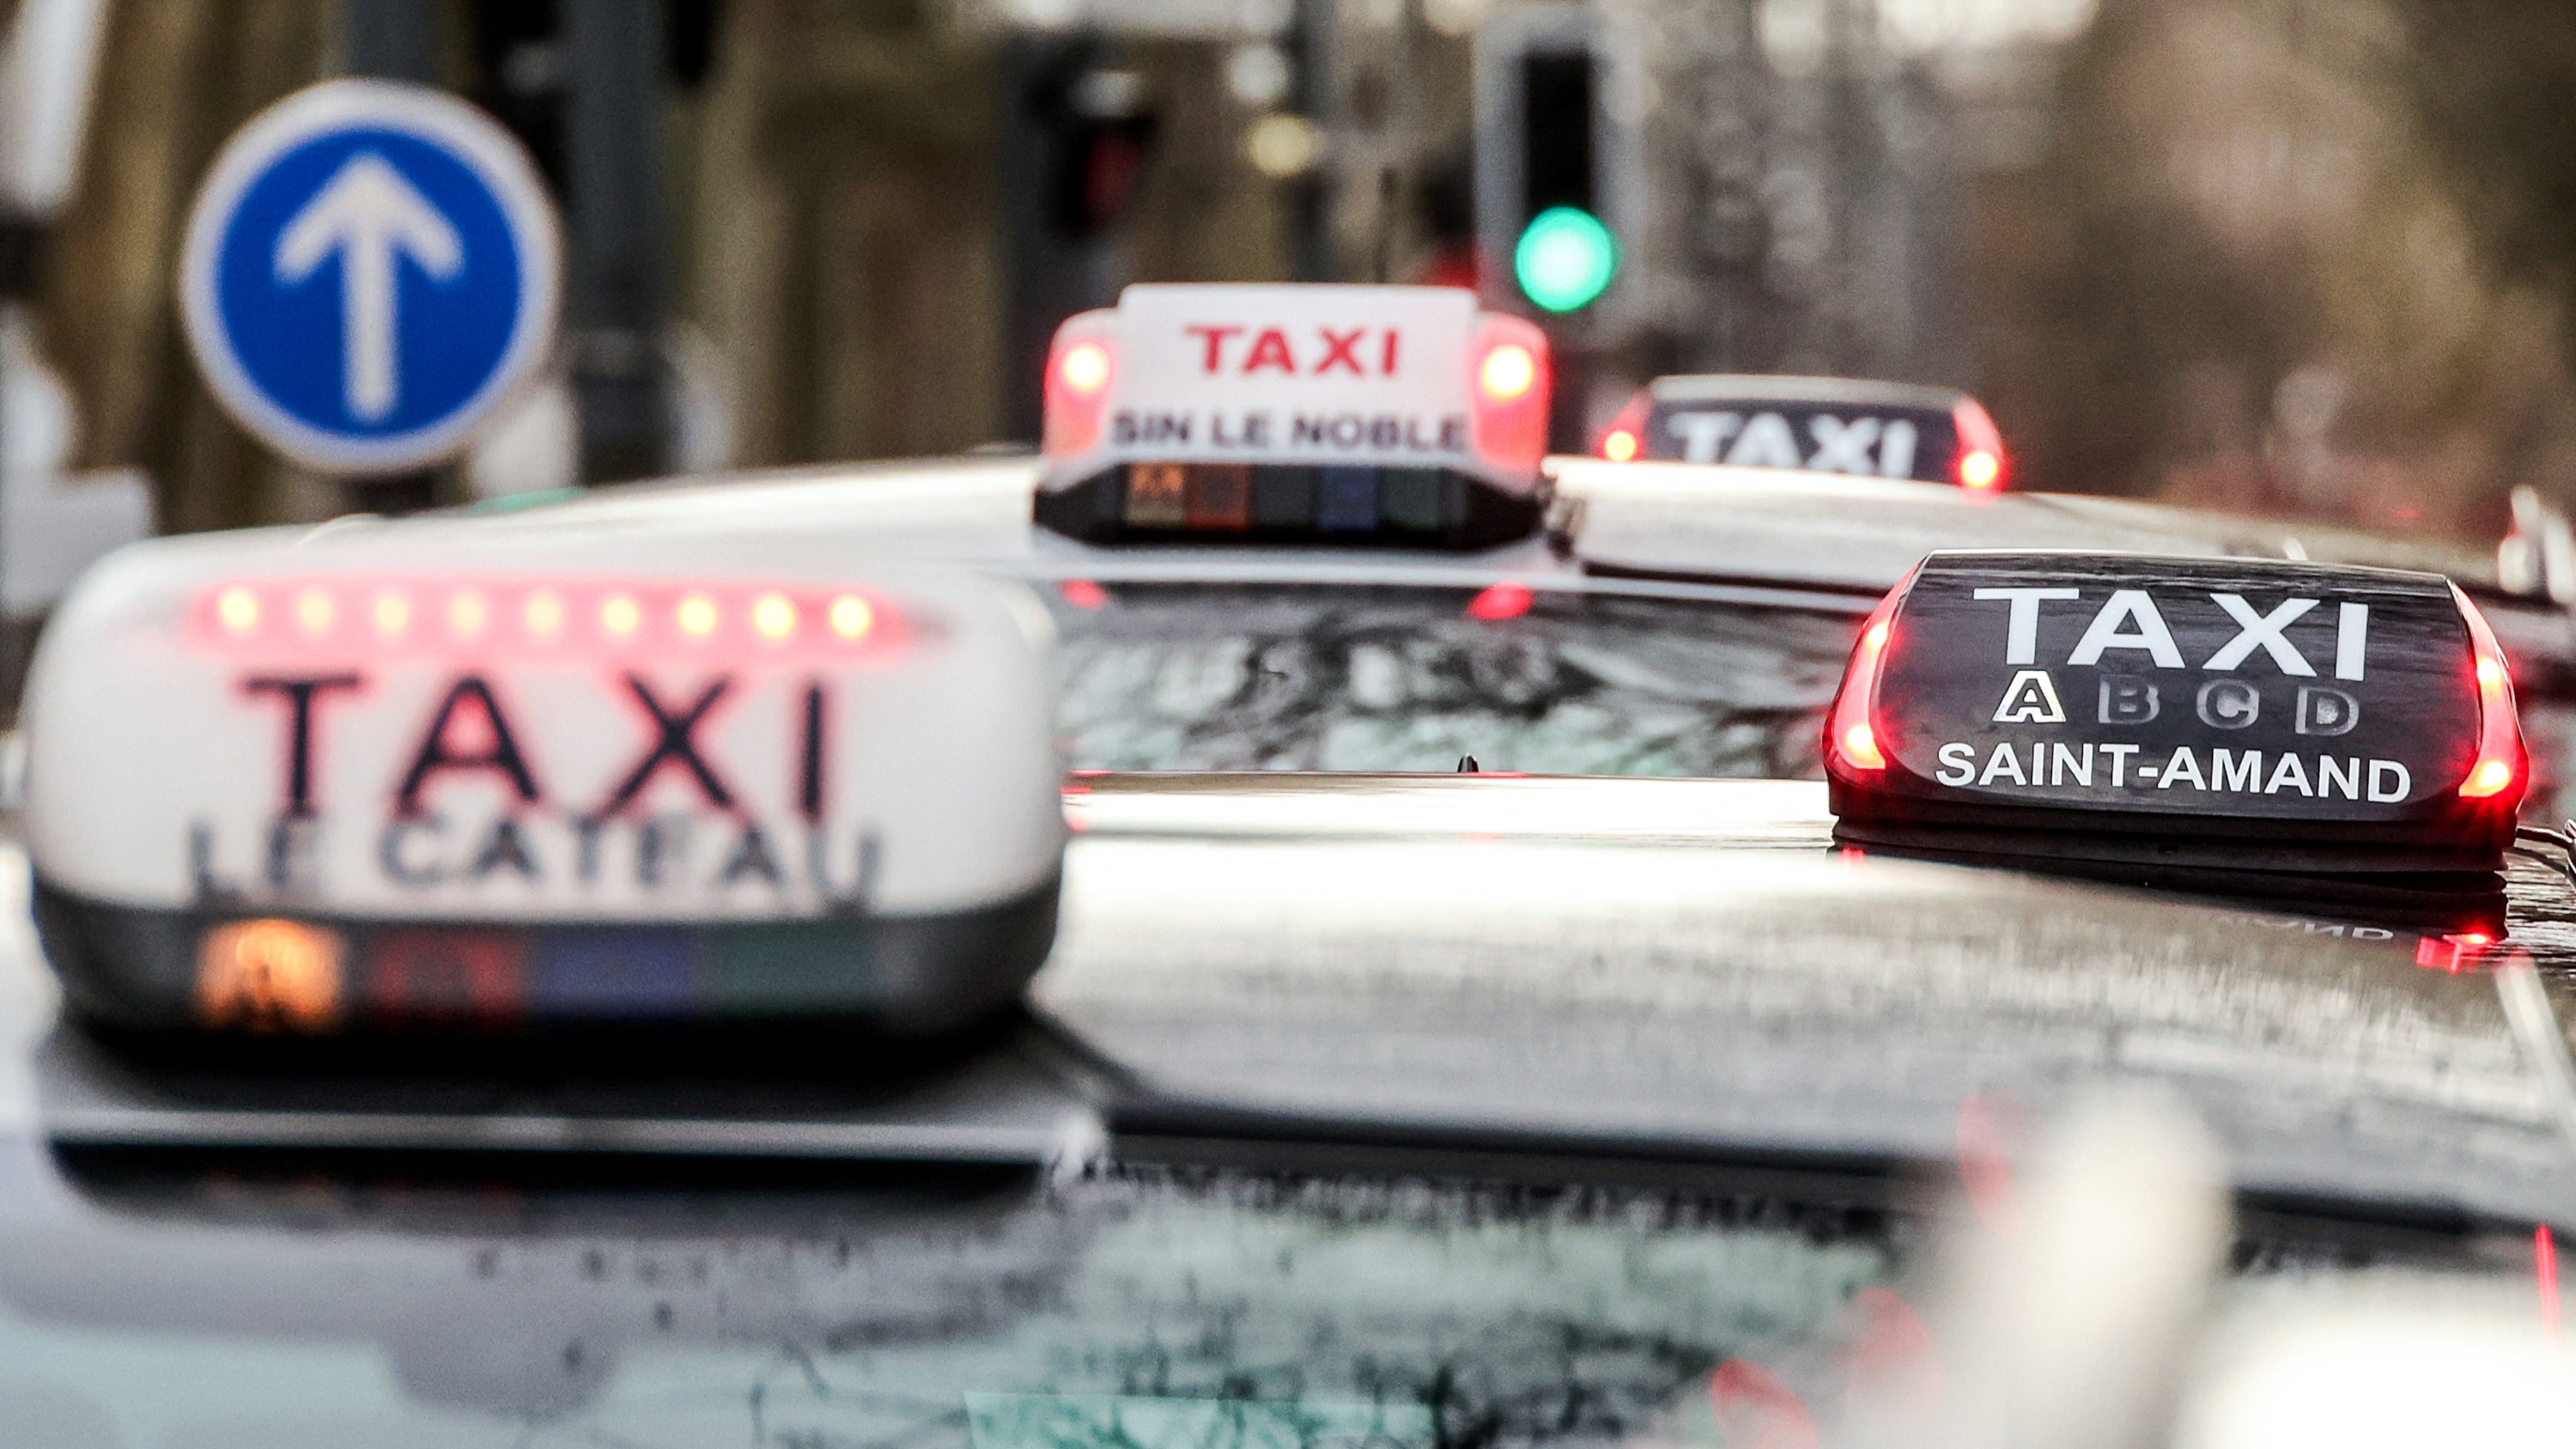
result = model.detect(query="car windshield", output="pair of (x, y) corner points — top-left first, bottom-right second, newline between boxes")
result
(1046, 582), (1863, 776)
(0, 1156), (1899, 1444)
(1, 1148), (2529, 1446)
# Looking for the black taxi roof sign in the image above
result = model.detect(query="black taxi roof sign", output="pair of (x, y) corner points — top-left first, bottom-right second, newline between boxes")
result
(1035, 283), (1552, 549)
(1824, 552), (2526, 886)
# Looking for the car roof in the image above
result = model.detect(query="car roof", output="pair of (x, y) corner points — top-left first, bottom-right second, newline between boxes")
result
(15, 775), (2576, 1232)
(261, 453), (2506, 606)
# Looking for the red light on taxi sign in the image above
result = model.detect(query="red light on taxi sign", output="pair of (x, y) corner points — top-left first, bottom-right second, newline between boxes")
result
(1825, 577), (1911, 775)
(194, 579), (905, 661)
(1043, 320), (1117, 457)
(2452, 583), (2524, 801)
(1468, 314), (1550, 472)
(1479, 343), (1538, 404)
(1059, 341), (1111, 396)
(1595, 393), (1650, 461)
(1952, 399), (2008, 491)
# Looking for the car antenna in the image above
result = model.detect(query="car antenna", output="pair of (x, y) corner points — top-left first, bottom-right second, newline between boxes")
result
(1456, 755), (1479, 772)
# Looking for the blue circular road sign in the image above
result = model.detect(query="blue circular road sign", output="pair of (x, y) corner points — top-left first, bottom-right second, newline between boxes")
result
(179, 80), (561, 476)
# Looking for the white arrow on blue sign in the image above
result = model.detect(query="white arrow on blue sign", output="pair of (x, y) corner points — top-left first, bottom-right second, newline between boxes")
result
(179, 80), (560, 476)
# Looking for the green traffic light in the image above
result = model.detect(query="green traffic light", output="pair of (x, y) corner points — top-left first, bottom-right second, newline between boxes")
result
(1514, 206), (1618, 313)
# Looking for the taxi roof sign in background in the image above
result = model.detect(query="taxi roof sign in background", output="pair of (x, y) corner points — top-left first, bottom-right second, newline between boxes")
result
(179, 80), (561, 477)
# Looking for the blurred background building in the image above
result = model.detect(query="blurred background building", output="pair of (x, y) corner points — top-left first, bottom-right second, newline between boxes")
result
(3, 0), (2575, 542)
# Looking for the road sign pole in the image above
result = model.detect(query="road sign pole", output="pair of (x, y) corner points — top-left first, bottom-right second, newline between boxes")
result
(344, 0), (437, 85)
(563, 0), (668, 484)
(343, 0), (441, 513)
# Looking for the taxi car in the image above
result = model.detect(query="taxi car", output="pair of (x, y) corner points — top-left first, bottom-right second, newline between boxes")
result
(1594, 374), (2011, 490)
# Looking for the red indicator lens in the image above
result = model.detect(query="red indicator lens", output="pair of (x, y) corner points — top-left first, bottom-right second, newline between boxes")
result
(193, 579), (906, 661)
(1596, 393), (1650, 460)
(1058, 579), (1111, 611)
(1042, 317), (1116, 457)
(1825, 582), (1909, 776)
(1479, 344), (1538, 403)
(1467, 314), (1551, 472)
(2451, 584), (2525, 803)
(1952, 399), (2008, 491)
(2540, 1226), (2561, 1345)
(1059, 341), (1111, 396)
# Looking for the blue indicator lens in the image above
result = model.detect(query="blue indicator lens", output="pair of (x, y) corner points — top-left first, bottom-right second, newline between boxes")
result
(1315, 467), (1379, 532)
(532, 928), (696, 1018)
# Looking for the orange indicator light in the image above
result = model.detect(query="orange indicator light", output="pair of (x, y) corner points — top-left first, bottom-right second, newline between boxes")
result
(195, 918), (343, 1033)
(750, 592), (797, 642)
(1826, 590), (1905, 776)
(1602, 428), (1639, 461)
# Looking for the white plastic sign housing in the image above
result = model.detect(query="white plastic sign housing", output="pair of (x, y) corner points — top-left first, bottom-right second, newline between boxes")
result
(24, 533), (1063, 926)
(1039, 283), (1547, 498)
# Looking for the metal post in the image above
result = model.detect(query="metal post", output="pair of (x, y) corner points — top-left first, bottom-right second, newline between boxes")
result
(345, 0), (438, 83)
(563, 0), (667, 484)
(341, 0), (440, 511)
(1283, 0), (1332, 281)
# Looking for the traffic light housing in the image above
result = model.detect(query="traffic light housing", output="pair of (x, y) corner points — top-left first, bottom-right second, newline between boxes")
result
(1475, 7), (1620, 316)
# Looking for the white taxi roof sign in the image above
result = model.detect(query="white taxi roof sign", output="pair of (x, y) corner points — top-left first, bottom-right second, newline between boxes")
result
(1036, 283), (1552, 549)
(23, 527), (1065, 1036)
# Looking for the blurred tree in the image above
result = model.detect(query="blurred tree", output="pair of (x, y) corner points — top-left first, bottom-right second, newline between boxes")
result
(41, 0), (333, 531)
(1978, 0), (2576, 539)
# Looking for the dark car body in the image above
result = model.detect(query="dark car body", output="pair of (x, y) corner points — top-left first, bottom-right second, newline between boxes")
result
(6, 773), (2576, 1439)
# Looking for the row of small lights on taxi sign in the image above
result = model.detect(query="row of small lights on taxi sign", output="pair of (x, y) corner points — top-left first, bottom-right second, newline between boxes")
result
(197, 580), (890, 657)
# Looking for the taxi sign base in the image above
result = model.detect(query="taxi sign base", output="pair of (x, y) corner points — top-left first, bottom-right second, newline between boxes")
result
(1832, 836), (2506, 936)
(30, 1013), (1108, 1168)
(32, 876), (1060, 1043)
(1827, 783), (2518, 876)
(1037, 466), (1544, 550)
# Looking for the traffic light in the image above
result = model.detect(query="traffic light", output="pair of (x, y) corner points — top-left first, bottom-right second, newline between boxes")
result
(1475, 8), (1620, 316)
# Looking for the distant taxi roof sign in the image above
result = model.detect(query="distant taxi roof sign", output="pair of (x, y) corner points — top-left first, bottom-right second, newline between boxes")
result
(23, 531), (1066, 1038)
(1824, 552), (2525, 916)
(1596, 376), (2008, 491)
(1036, 283), (1551, 549)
